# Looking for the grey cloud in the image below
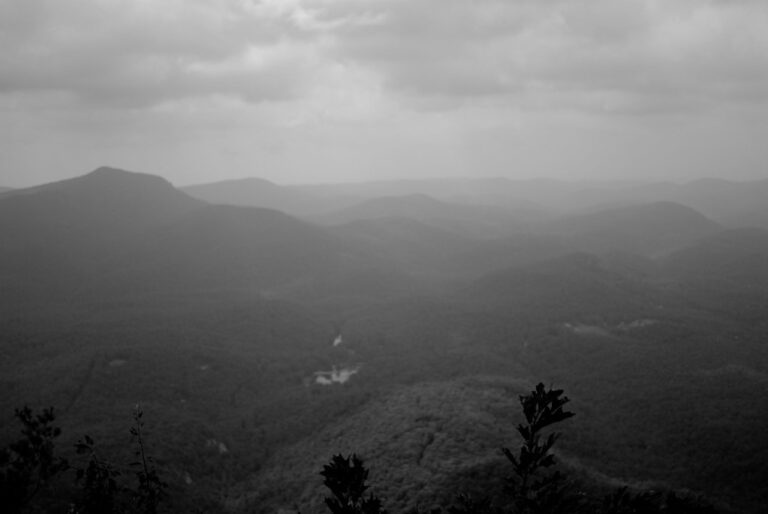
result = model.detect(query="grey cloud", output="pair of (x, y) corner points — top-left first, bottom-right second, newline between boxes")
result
(1, 0), (767, 115)
(0, 0), (316, 107)
(0, 49), (308, 108)
(313, 0), (768, 114)
(311, 0), (537, 96)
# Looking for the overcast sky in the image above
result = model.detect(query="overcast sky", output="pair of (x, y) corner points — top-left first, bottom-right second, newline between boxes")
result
(1, 0), (767, 187)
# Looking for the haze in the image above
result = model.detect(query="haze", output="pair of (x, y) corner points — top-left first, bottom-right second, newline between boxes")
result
(2, 0), (768, 188)
(4, 3), (768, 511)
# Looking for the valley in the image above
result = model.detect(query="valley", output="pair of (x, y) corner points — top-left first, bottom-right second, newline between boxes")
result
(1, 167), (768, 513)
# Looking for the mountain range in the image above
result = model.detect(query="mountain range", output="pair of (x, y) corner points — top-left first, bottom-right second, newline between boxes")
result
(2, 167), (768, 513)
(183, 174), (768, 230)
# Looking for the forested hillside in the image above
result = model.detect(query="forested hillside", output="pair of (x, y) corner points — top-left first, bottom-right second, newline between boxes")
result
(2, 168), (767, 513)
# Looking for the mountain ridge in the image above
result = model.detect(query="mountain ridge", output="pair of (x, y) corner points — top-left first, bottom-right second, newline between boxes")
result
(542, 201), (722, 256)
(182, 176), (343, 216)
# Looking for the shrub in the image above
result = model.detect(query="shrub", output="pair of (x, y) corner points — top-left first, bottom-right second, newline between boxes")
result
(0, 406), (68, 513)
(321, 453), (385, 514)
(501, 383), (575, 514)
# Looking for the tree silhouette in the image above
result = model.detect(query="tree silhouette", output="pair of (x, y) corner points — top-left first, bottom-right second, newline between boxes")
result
(0, 406), (68, 513)
(320, 383), (577, 514)
(321, 454), (385, 514)
(128, 405), (167, 514)
(501, 382), (575, 514)
(1, 404), (168, 514)
(73, 433), (122, 514)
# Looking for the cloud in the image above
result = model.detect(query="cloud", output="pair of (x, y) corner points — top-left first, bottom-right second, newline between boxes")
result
(0, 0), (327, 106)
(309, 0), (768, 114)
(2, 0), (768, 188)
(1, 0), (766, 115)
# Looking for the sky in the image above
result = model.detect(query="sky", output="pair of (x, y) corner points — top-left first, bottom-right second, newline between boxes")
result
(1, 0), (767, 188)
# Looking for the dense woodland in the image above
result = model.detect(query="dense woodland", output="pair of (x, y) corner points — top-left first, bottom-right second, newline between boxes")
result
(0, 384), (720, 513)
(1, 168), (768, 512)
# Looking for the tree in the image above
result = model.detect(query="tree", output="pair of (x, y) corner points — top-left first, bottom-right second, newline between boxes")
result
(71, 405), (167, 514)
(318, 382), (720, 514)
(501, 383), (574, 514)
(0, 406), (68, 513)
(321, 454), (385, 514)
(0, 403), (167, 514)
(73, 434), (122, 514)
(320, 383), (576, 514)
(128, 405), (167, 514)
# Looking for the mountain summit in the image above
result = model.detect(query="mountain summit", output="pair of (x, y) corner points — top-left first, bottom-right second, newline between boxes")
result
(0, 166), (204, 233)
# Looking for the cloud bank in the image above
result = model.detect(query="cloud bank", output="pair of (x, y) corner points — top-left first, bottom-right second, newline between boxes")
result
(1, 0), (767, 185)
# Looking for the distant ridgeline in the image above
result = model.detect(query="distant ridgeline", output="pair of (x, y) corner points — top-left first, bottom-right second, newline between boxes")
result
(1, 385), (720, 514)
